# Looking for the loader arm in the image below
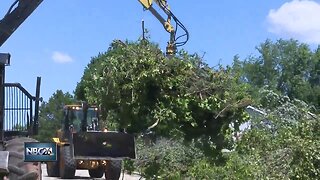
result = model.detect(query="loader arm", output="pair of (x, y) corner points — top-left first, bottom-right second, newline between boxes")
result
(0, 0), (43, 47)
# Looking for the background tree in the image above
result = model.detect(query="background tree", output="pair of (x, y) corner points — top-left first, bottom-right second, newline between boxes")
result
(33, 90), (75, 142)
(232, 39), (320, 111)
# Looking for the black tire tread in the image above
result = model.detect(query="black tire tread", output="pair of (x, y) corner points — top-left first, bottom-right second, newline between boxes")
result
(3, 137), (42, 180)
(105, 160), (122, 180)
(46, 161), (60, 177)
(88, 166), (104, 178)
(46, 146), (60, 177)
(59, 145), (76, 179)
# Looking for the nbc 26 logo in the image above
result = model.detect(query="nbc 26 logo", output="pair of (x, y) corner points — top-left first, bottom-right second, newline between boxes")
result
(24, 142), (57, 162)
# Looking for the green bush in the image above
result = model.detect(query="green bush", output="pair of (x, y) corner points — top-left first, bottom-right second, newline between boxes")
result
(124, 136), (205, 179)
(235, 90), (320, 179)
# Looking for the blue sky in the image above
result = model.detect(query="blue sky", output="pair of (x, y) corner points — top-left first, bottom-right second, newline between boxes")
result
(1, 0), (320, 102)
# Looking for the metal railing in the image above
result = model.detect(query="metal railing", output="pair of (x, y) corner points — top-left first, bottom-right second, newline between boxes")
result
(3, 77), (41, 137)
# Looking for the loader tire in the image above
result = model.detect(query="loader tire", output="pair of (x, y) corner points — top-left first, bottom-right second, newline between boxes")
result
(88, 166), (104, 178)
(105, 160), (122, 180)
(46, 146), (59, 177)
(59, 145), (76, 179)
(4, 137), (42, 180)
(46, 161), (59, 177)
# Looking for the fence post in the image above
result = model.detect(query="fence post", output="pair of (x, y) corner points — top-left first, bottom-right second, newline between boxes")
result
(33, 77), (41, 135)
(0, 64), (4, 142)
(0, 53), (9, 142)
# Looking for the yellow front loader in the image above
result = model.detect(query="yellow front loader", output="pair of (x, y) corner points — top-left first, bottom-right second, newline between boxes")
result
(46, 103), (135, 179)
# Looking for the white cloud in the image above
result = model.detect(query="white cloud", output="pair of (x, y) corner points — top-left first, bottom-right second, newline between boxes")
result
(51, 51), (74, 63)
(267, 0), (320, 44)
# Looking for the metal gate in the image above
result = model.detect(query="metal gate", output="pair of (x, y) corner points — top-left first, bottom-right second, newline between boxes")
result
(3, 77), (41, 137)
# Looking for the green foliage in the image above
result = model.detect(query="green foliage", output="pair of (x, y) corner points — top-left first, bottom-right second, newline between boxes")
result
(257, 88), (316, 122)
(232, 39), (320, 111)
(182, 90), (319, 179)
(71, 37), (319, 179)
(187, 152), (261, 180)
(75, 39), (251, 156)
(33, 90), (75, 142)
(126, 137), (205, 179)
(234, 90), (320, 179)
(235, 118), (320, 179)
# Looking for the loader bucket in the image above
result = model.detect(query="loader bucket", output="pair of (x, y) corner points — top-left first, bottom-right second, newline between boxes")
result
(72, 131), (135, 160)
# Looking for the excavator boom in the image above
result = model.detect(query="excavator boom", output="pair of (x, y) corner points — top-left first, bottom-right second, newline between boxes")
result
(0, 0), (43, 47)
(0, 0), (188, 56)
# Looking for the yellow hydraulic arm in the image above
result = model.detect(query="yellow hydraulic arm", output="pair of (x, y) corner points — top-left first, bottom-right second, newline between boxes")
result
(0, 0), (188, 57)
(138, 0), (189, 57)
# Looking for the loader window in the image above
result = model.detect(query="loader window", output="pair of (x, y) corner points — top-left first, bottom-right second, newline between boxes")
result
(87, 108), (99, 130)
(66, 107), (99, 131)
(68, 109), (83, 131)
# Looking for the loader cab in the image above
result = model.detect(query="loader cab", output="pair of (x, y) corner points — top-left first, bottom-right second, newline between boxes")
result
(63, 104), (100, 134)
